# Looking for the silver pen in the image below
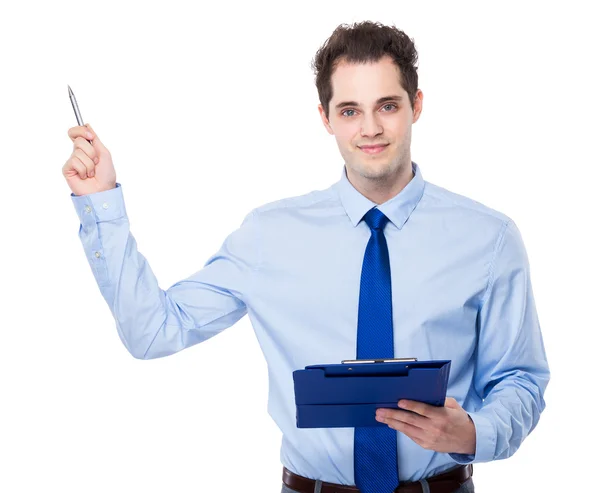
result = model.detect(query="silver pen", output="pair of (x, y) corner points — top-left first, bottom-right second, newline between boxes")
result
(68, 85), (93, 146)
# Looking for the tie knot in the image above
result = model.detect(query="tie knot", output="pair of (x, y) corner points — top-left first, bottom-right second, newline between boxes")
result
(363, 208), (389, 231)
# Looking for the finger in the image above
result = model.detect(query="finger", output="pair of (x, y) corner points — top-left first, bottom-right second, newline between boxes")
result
(384, 417), (425, 442)
(376, 409), (431, 429)
(68, 155), (88, 180)
(68, 125), (94, 143)
(84, 123), (105, 149)
(398, 400), (435, 418)
(444, 397), (461, 409)
(73, 136), (98, 163)
(387, 409), (429, 429)
(73, 148), (96, 178)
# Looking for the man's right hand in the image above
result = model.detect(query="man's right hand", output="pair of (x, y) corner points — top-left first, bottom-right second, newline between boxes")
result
(63, 123), (117, 196)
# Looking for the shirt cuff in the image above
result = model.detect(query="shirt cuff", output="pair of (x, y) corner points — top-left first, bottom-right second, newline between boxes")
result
(447, 410), (497, 464)
(71, 183), (126, 226)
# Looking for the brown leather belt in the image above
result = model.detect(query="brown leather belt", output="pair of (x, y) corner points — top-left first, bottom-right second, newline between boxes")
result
(282, 463), (473, 493)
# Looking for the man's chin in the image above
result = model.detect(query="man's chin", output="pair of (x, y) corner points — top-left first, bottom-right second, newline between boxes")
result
(350, 162), (392, 180)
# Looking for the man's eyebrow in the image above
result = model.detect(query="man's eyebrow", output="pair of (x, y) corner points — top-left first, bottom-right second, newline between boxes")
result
(334, 95), (403, 110)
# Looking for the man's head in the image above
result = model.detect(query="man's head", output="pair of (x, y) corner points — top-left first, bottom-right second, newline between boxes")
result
(312, 21), (423, 189)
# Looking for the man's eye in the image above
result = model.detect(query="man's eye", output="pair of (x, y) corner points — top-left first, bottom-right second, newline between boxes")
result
(341, 104), (397, 117)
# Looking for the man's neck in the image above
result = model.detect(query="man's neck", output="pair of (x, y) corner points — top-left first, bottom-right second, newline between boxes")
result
(346, 162), (414, 205)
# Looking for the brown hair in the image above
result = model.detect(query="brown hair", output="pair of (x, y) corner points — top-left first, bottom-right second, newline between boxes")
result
(311, 21), (419, 120)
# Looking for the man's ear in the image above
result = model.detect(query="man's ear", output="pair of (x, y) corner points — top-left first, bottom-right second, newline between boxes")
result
(412, 89), (424, 123)
(318, 104), (334, 135)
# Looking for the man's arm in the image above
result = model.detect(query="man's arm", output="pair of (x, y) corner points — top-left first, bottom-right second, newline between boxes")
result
(449, 219), (551, 464)
(71, 183), (259, 359)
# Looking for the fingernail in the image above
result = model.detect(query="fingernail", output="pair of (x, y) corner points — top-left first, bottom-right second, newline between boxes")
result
(89, 170), (95, 177)
(86, 132), (93, 139)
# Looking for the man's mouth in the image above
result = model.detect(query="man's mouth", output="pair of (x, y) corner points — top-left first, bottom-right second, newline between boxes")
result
(358, 144), (389, 154)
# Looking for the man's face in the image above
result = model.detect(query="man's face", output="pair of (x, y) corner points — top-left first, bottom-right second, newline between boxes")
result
(318, 55), (423, 182)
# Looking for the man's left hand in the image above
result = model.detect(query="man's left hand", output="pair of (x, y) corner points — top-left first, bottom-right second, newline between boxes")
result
(375, 397), (476, 455)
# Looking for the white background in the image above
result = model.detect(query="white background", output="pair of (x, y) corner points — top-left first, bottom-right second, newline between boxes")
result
(1, 1), (598, 491)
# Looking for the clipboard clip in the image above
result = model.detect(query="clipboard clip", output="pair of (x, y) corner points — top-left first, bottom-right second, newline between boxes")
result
(341, 357), (418, 364)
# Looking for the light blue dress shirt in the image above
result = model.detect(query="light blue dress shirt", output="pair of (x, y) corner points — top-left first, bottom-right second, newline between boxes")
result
(71, 161), (550, 484)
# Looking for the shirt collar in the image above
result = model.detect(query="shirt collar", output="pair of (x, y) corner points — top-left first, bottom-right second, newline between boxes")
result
(333, 161), (425, 230)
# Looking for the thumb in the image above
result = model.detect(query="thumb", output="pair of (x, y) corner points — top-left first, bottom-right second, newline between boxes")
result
(445, 397), (461, 409)
(85, 123), (105, 149)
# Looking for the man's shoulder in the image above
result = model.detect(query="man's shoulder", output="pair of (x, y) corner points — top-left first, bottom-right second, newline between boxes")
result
(422, 180), (512, 227)
(251, 186), (337, 216)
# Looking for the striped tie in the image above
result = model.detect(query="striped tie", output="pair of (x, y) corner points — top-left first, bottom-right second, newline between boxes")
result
(354, 207), (399, 493)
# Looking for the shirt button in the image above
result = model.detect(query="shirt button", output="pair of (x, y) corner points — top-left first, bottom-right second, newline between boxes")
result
(102, 202), (109, 209)
(85, 205), (92, 213)
(95, 251), (101, 258)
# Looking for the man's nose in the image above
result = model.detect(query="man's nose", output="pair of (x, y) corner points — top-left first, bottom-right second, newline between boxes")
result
(360, 113), (383, 137)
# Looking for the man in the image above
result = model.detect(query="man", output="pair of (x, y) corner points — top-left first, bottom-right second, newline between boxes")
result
(64, 20), (550, 493)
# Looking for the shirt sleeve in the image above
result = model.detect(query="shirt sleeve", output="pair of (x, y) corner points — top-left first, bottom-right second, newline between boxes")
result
(448, 219), (551, 464)
(71, 183), (260, 360)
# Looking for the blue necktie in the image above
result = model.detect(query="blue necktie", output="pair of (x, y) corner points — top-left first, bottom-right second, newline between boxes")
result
(354, 207), (399, 493)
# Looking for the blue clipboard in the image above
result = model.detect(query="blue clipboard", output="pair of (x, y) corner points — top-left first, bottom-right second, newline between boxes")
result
(293, 358), (451, 428)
